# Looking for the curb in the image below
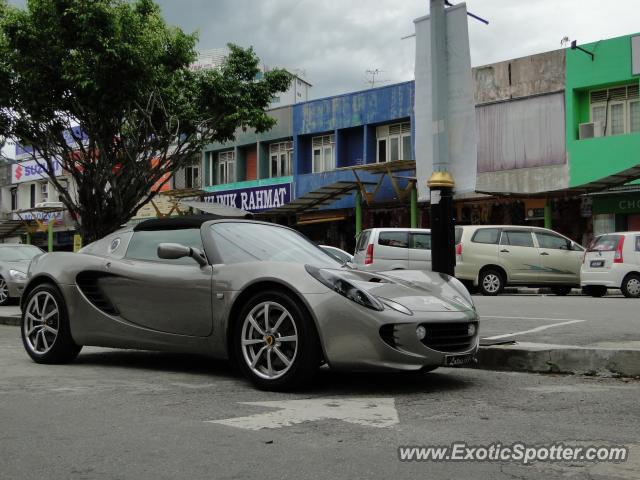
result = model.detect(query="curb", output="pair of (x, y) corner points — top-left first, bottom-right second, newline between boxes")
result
(0, 315), (21, 326)
(475, 342), (640, 378)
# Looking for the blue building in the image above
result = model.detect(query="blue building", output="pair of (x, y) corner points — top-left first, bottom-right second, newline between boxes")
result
(202, 81), (419, 250)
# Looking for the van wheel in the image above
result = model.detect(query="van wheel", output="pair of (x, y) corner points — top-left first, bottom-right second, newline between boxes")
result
(478, 269), (504, 296)
(621, 274), (640, 298)
(551, 286), (572, 296)
(583, 285), (607, 297)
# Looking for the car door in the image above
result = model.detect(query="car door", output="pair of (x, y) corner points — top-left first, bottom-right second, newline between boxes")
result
(534, 231), (582, 284)
(98, 228), (213, 337)
(499, 229), (541, 283)
(408, 231), (432, 270)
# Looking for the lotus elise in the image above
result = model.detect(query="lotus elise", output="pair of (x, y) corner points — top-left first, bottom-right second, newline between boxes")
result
(20, 216), (479, 390)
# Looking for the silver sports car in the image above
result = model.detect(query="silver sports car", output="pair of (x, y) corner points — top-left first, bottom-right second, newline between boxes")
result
(21, 216), (479, 390)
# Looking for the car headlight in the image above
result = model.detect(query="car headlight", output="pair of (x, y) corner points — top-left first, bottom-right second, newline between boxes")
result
(305, 265), (384, 311)
(9, 269), (27, 281)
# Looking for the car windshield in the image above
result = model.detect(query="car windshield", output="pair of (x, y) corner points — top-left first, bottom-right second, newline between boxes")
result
(211, 222), (341, 267)
(0, 245), (43, 262)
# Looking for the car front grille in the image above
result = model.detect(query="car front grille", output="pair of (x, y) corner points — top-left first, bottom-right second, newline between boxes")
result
(419, 322), (477, 353)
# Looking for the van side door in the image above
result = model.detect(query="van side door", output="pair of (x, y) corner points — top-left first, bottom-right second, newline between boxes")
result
(408, 232), (432, 270)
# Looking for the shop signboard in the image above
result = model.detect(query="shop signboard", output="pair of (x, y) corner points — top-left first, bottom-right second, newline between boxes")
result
(592, 194), (640, 215)
(203, 182), (291, 212)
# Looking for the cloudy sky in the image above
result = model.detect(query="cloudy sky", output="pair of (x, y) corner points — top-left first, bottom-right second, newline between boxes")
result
(9, 0), (640, 98)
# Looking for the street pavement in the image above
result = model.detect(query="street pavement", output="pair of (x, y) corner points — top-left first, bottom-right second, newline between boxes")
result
(0, 325), (638, 480)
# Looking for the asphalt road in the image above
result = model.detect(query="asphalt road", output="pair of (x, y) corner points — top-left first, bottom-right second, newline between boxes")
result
(473, 294), (640, 347)
(1, 325), (639, 480)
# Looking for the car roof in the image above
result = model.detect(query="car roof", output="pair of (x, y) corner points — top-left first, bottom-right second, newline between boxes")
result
(134, 214), (230, 232)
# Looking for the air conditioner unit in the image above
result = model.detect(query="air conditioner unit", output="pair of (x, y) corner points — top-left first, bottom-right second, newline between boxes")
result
(579, 121), (604, 139)
(35, 201), (63, 209)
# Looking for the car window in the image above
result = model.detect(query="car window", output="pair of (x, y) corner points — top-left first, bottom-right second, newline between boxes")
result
(410, 233), (431, 250)
(126, 228), (203, 264)
(471, 228), (500, 245)
(502, 231), (535, 248)
(378, 231), (408, 248)
(455, 227), (463, 244)
(322, 247), (350, 263)
(536, 232), (569, 250)
(636, 236), (640, 252)
(211, 222), (339, 267)
(355, 230), (371, 251)
(588, 235), (621, 252)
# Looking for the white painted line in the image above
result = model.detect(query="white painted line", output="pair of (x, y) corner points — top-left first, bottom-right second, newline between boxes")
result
(483, 316), (587, 322)
(483, 320), (585, 340)
(207, 397), (399, 430)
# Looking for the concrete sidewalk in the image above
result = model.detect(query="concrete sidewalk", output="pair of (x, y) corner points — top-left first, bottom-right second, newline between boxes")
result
(0, 306), (21, 326)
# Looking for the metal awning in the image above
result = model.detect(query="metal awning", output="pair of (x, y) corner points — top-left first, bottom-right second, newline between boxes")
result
(262, 180), (375, 215)
(0, 220), (29, 239)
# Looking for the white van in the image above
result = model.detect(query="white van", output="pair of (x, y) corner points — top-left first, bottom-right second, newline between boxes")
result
(352, 228), (432, 271)
(581, 231), (640, 298)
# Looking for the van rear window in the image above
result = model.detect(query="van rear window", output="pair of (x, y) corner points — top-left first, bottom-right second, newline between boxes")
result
(355, 230), (371, 251)
(588, 235), (621, 252)
(471, 228), (500, 245)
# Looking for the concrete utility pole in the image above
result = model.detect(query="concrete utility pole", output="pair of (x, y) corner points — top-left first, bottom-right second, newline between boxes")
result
(428, 0), (456, 276)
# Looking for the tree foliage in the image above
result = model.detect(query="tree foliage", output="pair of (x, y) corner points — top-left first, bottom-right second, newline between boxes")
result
(0, 0), (290, 242)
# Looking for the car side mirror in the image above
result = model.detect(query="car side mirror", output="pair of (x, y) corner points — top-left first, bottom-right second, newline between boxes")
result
(157, 243), (207, 267)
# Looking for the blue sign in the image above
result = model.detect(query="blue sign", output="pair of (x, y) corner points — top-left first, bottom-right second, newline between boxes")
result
(204, 182), (291, 212)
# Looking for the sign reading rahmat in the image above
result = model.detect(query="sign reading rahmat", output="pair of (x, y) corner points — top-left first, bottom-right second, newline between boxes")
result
(204, 183), (292, 212)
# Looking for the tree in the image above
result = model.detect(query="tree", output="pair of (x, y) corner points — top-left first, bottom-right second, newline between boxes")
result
(0, 0), (290, 242)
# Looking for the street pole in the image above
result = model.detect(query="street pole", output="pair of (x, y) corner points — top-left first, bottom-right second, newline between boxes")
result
(355, 190), (362, 236)
(428, 0), (456, 276)
(47, 220), (53, 252)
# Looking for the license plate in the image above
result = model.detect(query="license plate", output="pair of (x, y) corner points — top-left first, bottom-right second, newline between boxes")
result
(590, 260), (605, 268)
(444, 353), (475, 367)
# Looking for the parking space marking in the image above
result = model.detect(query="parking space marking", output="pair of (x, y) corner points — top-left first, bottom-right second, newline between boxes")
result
(483, 320), (585, 340)
(207, 397), (399, 430)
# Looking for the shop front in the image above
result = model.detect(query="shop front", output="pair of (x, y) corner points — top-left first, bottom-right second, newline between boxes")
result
(592, 191), (640, 235)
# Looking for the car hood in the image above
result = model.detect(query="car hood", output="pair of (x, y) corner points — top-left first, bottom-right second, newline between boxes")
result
(328, 268), (474, 312)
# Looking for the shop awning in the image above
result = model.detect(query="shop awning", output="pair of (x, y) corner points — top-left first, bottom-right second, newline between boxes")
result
(262, 180), (375, 215)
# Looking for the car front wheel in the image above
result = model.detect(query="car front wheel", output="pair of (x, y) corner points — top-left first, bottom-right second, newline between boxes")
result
(234, 290), (321, 391)
(621, 274), (640, 298)
(0, 277), (10, 306)
(21, 284), (82, 364)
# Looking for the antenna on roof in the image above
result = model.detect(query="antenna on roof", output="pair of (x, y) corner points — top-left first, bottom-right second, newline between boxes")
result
(365, 69), (390, 88)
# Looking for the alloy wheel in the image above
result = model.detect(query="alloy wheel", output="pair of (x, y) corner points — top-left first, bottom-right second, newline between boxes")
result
(241, 301), (298, 380)
(0, 279), (8, 303)
(23, 291), (59, 355)
(482, 274), (501, 294)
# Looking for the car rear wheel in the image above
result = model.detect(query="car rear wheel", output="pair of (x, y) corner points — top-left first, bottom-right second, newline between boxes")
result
(551, 286), (572, 296)
(21, 284), (82, 364)
(583, 285), (607, 298)
(0, 277), (10, 306)
(478, 269), (504, 296)
(621, 274), (640, 298)
(234, 290), (321, 391)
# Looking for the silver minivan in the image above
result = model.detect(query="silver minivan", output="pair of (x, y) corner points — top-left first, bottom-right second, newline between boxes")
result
(352, 228), (432, 271)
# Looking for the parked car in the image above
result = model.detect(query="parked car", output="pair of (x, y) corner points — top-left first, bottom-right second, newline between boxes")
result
(352, 228), (432, 271)
(0, 244), (45, 305)
(319, 245), (353, 264)
(20, 216), (478, 391)
(454, 225), (585, 296)
(581, 231), (640, 298)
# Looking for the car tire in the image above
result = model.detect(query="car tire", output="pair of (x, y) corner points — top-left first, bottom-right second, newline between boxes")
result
(551, 286), (572, 296)
(0, 276), (11, 306)
(583, 285), (607, 298)
(621, 274), (640, 298)
(233, 289), (321, 391)
(21, 284), (82, 364)
(478, 269), (504, 296)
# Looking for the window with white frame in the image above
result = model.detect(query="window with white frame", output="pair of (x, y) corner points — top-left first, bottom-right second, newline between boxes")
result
(185, 165), (200, 188)
(40, 181), (48, 202)
(590, 84), (640, 136)
(269, 141), (293, 177)
(216, 150), (235, 185)
(376, 122), (411, 162)
(312, 135), (335, 173)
